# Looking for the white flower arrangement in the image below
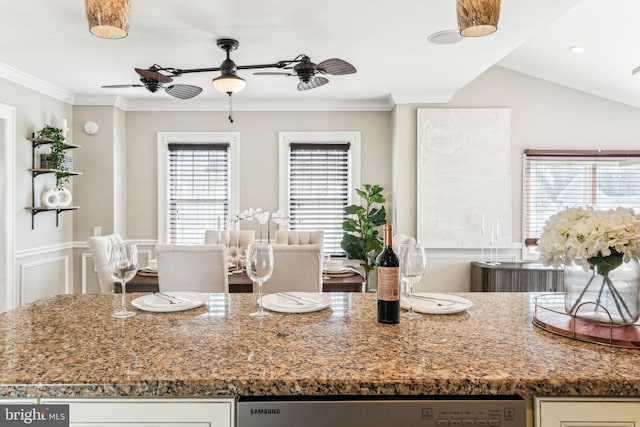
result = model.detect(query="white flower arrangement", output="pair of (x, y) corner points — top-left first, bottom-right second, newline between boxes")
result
(537, 206), (640, 269)
(271, 209), (290, 225)
(236, 208), (290, 242)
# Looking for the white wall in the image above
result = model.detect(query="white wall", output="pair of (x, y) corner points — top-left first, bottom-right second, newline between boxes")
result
(0, 78), (74, 310)
(394, 66), (640, 292)
(120, 110), (392, 242)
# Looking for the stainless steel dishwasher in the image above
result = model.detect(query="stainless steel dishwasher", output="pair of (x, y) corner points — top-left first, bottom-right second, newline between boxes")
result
(237, 395), (526, 427)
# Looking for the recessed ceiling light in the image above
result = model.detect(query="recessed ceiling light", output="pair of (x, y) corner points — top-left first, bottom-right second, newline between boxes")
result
(428, 30), (464, 45)
(569, 45), (585, 54)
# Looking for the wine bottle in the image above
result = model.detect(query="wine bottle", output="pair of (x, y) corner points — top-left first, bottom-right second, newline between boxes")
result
(376, 224), (400, 324)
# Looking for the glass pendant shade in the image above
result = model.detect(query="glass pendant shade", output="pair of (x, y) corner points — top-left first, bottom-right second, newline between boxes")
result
(456, 0), (500, 37)
(86, 0), (131, 39)
(212, 73), (246, 94)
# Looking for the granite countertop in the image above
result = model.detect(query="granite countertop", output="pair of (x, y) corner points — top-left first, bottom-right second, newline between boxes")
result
(0, 292), (639, 398)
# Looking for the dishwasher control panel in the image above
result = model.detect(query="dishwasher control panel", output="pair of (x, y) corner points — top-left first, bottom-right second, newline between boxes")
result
(237, 396), (526, 427)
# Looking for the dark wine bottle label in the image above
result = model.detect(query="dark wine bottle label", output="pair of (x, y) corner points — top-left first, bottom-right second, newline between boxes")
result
(377, 266), (399, 301)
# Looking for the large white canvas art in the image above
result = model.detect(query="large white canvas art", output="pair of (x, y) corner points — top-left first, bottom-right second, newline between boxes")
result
(417, 108), (511, 249)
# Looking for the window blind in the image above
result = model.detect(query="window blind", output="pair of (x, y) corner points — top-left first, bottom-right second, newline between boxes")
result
(168, 143), (230, 244)
(289, 143), (350, 255)
(523, 150), (640, 246)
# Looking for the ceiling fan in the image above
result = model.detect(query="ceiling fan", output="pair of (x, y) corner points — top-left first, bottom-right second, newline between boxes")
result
(104, 39), (356, 97)
(102, 38), (356, 121)
(252, 55), (356, 91)
(101, 66), (203, 99)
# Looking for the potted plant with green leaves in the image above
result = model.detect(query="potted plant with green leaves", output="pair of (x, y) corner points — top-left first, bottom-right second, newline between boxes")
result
(37, 125), (70, 189)
(340, 184), (387, 285)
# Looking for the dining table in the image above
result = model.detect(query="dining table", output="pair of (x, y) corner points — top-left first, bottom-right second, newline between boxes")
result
(116, 269), (365, 293)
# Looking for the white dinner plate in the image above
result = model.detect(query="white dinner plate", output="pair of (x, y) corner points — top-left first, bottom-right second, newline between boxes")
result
(132, 292), (207, 312)
(323, 267), (352, 274)
(260, 292), (331, 313)
(323, 260), (349, 274)
(401, 293), (473, 314)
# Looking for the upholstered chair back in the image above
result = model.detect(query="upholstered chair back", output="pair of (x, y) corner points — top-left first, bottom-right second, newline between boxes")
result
(393, 234), (416, 250)
(257, 244), (323, 294)
(204, 229), (255, 249)
(87, 233), (125, 294)
(274, 230), (324, 245)
(155, 244), (229, 293)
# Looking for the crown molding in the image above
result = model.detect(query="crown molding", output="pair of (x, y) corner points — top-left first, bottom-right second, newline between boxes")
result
(73, 95), (129, 110)
(0, 62), (74, 104)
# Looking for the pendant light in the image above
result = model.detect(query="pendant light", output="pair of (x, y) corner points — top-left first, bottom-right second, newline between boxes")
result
(456, 0), (501, 37)
(86, 0), (131, 39)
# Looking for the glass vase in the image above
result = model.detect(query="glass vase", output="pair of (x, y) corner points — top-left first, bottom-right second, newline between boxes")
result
(564, 255), (640, 325)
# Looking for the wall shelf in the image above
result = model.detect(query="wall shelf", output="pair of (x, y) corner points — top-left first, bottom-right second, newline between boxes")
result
(27, 135), (81, 229)
(25, 207), (80, 228)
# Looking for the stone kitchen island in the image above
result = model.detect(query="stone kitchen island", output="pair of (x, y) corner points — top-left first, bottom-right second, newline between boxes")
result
(1, 292), (639, 400)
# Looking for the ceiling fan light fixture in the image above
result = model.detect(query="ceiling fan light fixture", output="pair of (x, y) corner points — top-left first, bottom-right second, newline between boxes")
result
(212, 73), (246, 94)
(212, 58), (246, 94)
(456, 0), (500, 37)
(85, 0), (130, 39)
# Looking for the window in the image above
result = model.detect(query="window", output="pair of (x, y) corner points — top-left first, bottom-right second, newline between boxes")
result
(158, 132), (239, 244)
(279, 132), (361, 256)
(523, 149), (640, 247)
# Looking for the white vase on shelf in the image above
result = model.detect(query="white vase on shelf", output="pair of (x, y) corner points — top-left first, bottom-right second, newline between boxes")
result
(56, 187), (72, 207)
(41, 188), (60, 208)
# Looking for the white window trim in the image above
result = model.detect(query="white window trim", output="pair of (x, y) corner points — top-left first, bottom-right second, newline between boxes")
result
(278, 131), (362, 227)
(157, 132), (240, 244)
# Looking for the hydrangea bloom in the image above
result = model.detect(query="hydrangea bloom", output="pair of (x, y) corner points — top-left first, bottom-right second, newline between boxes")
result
(537, 207), (640, 269)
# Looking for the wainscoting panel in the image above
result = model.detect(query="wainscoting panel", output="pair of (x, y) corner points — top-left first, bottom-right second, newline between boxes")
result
(20, 256), (70, 305)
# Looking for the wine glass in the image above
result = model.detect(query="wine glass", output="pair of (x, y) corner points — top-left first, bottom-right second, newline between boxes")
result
(322, 253), (331, 280)
(246, 243), (274, 317)
(400, 243), (427, 319)
(109, 243), (138, 318)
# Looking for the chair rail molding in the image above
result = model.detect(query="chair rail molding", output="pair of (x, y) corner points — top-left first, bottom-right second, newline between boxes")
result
(15, 242), (75, 259)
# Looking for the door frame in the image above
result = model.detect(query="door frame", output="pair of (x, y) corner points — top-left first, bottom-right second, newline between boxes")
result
(0, 103), (16, 312)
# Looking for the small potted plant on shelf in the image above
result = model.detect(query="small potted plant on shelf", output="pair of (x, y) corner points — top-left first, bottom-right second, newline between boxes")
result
(340, 184), (387, 285)
(37, 125), (70, 189)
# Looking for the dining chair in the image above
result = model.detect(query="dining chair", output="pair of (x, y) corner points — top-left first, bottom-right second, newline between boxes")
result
(204, 229), (255, 249)
(393, 233), (416, 249)
(87, 233), (125, 294)
(274, 230), (324, 245)
(257, 244), (323, 294)
(155, 244), (229, 293)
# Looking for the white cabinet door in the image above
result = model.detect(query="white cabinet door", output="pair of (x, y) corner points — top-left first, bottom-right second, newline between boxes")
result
(536, 397), (640, 427)
(40, 398), (234, 427)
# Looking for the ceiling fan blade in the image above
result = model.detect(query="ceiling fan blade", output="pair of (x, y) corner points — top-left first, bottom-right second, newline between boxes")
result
(253, 71), (294, 76)
(135, 68), (173, 83)
(101, 84), (144, 88)
(297, 76), (329, 91)
(165, 84), (203, 99)
(317, 58), (356, 75)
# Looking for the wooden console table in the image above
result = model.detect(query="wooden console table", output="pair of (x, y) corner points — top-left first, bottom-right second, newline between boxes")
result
(470, 261), (564, 292)
(117, 271), (364, 293)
